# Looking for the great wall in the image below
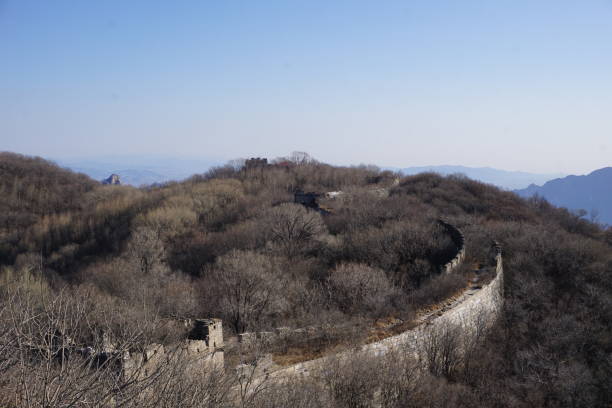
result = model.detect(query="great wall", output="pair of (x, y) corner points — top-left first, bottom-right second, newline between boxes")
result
(439, 220), (466, 274)
(68, 178), (504, 388)
(111, 218), (505, 390)
(256, 226), (504, 382)
(120, 318), (225, 380)
(234, 220), (468, 350)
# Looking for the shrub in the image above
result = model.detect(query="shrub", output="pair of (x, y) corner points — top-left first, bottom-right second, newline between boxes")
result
(328, 263), (399, 316)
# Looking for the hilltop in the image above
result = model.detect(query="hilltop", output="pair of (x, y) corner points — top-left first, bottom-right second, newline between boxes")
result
(396, 165), (564, 190)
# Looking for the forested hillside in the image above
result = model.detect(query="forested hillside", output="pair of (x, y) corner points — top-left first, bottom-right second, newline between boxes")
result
(1, 152), (610, 407)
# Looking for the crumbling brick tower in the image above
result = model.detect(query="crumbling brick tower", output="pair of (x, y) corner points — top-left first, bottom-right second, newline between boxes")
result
(188, 318), (223, 352)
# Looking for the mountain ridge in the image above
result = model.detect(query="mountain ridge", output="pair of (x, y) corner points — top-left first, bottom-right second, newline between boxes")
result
(394, 165), (565, 190)
(515, 166), (612, 225)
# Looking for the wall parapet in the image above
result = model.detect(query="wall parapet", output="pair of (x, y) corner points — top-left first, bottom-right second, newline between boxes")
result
(438, 220), (466, 274)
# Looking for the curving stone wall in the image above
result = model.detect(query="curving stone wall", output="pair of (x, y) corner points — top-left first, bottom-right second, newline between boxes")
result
(237, 221), (468, 347)
(438, 220), (466, 274)
(269, 240), (504, 379)
(119, 222), (501, 387)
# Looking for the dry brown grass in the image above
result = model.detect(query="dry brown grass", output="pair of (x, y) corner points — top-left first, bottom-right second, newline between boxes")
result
(272, 271), (478, 366)
(272, 338), (357, 366)
(366, 319), (419, 343)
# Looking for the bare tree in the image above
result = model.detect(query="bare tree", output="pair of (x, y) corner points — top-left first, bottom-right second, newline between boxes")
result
(136, 361), (232, 408)
(229, 158), (247, 171)
(126, 227), (166, 276)
(0, 275), (235, 408)
(320, 353), (382, 408)
(245, 376), (327, 408)
(264, 203), (326, 259)
(327, 263), (398, 315)
(419, 321), (462, 379)
(208, 250), (283, 334)
(0, 285), (162, 407)
(377, 349), (420, 408)
(289, 151), (315, 165)
(234, 359), (275, 408)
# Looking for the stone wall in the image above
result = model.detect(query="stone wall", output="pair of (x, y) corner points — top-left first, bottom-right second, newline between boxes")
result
(121, 318), (224, 380)
(187, 318), (224, 350)
(122, 341), (224, 381)
(268, 243), (503, 379)
(236, 222), (468, 348)
(118, 223), (503, 389)
(439, 220), (466, 274)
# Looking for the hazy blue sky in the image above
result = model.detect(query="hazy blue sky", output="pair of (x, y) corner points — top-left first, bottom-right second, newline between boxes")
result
(1, 1), (611, 174)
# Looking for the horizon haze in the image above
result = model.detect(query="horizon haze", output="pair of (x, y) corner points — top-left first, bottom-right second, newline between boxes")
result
(2, 1), (612, 174)
(48, 153), (569, 189)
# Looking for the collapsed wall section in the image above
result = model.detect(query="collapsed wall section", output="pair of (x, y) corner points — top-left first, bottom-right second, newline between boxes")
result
(121, 319), (224, 380)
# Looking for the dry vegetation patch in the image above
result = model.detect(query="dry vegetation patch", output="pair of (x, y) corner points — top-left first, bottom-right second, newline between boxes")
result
(2, 153), (611, 406)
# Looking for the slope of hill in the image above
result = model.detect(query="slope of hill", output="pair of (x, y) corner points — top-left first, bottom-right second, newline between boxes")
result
(397, 165), (563, 190)
(515, 167), (612, 225)
(0, 152), (97, 214)
(0, 152), (100, 265)
(1, 152), (611, 407)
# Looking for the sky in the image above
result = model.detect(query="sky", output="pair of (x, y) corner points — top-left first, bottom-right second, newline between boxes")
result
(1, 1), (611, 174)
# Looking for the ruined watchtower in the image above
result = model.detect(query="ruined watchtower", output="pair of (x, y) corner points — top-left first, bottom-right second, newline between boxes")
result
(244, 157), (269, 170)
(122, 318), (224, 380)
(188, 318), (223, 351)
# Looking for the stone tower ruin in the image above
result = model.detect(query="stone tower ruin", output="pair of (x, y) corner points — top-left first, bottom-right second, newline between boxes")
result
(188, 318), (223, 351)
(122, 318), (224, 380)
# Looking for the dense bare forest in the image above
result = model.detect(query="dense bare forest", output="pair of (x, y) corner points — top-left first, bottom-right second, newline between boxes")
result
(1, 151), (610, 407)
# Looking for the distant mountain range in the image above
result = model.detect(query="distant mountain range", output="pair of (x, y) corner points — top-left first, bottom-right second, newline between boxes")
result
(515, 167), (612, 226)
(395, 165), (565, 190)
(57, 158), (568, 191)
(55, 156), (222, 186)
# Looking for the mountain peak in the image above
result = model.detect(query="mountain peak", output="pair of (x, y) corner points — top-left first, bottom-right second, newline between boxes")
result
(515, 166), (612, 225)
(102, 174), (121, 185)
